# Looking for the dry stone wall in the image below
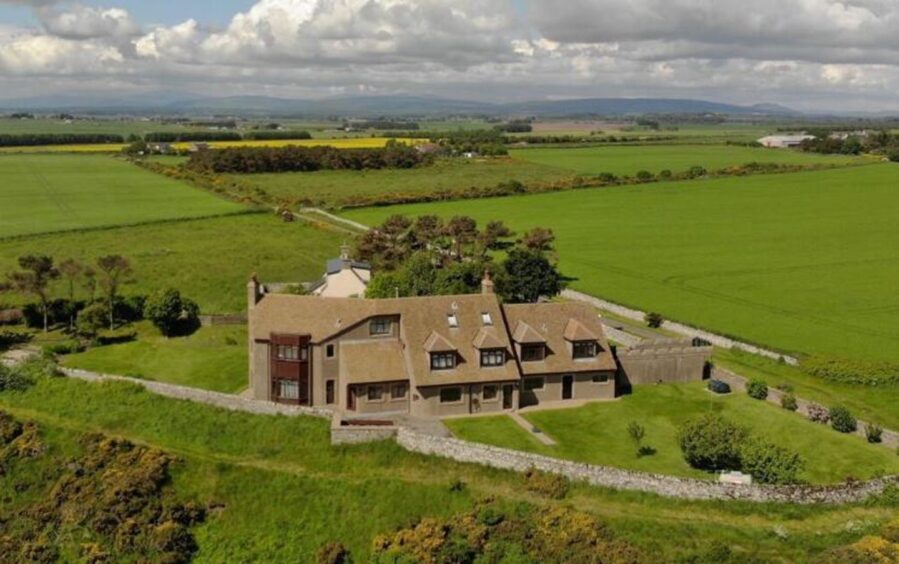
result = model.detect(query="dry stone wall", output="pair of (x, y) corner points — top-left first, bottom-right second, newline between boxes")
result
(396, 427), (897, 504)
(60, 367), (333, 419)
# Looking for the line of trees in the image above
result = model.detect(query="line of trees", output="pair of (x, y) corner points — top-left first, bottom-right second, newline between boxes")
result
(357, 214), (564, 303)
(1, 254), (132, 335)
(799, 129), (899, 159)
(0, 133), (125, 147)
(144, 131), (242, 143)
(185, 142), (429, 174)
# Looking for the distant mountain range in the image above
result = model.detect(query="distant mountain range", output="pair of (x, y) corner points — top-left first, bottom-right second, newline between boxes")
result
(0, 92), (805, 117)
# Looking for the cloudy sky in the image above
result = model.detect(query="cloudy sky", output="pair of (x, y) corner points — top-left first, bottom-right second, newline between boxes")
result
(1, 0), (898, 111)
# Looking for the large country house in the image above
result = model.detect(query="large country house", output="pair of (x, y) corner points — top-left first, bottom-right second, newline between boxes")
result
(247, 273), (620, 417)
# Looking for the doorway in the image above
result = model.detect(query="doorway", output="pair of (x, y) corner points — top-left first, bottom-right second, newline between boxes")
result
(562, 375), (573, 400)
(502, 384), (514, 410)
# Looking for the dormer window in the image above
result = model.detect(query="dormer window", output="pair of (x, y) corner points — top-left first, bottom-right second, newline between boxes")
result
(573, 340), (598, 359)
(447, 313), (459, 328)
(370, 318), (391, 335)
(481, 312), (493, 326)
(430, 351), (456, 370)
(480, 349), (505, 367)
(520, 343), (545, 362)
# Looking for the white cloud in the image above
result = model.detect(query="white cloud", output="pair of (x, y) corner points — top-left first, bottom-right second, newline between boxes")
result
(36, 3), (139, 39)
(1, 0), (899, 111)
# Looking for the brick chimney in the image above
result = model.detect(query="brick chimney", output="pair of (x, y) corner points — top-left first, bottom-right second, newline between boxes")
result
(247, 273), (263, 309)
(481, 269), (495, 295)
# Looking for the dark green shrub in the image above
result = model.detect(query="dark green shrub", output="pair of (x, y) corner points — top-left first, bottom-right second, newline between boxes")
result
(781, 393), (798, 411)
(746, 379), (768, 400)
(42, 340), (84, 356)
(523, 468), (569, 499)
(635, 170), (654, 181)
(0, 363), (33, 392)
(76, 302), (110, 338)
(448, 478), (466, 492)
(644, 312), (664, 328)
(739, 439), (804, 484)
(708, 379), (731, 394)
(830, 406), (857, 433)
(679, 413), (747, 471)
(865, 423), (883, 444)
(143, 289), (200, 337)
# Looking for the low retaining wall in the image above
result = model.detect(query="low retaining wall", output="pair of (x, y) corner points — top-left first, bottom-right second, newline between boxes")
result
(199, 314), (247, 327)
(60, 367), (333, 419)
(396, 427), (897, 504)
(563, 289), (798, 365)
(330, 414), (399, 445)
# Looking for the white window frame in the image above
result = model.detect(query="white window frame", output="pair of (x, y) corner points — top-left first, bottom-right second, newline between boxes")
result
(480, 348), (505, 367)
(430, 352), (456, 370)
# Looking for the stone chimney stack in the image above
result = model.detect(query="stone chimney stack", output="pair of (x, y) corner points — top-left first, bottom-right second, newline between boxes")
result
(481, 269), (495, 295)
(247, 273), (262, 309)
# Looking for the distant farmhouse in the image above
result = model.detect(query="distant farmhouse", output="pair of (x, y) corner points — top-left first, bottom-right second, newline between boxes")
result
(246, 272), (710, 418)
(757, 134), (814, 148)
(308, 246), (371, 298)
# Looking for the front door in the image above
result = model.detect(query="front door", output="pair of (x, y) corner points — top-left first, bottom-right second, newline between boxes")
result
(502, 384), (514, 410)
(347, 385), (356, 411)
(562, 375), (573, 400)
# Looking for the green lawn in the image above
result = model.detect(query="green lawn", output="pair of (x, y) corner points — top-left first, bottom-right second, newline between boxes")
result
(2, 375), (896, 561)
(510, 144), (862, 176)
(61, 322), (247, 393)
(0, 212), (342, 313)
(447, 382), (899, 484)
(343, 164), (899, 362)
(227, 156), (572, 208)
(0, 154), (244, 238)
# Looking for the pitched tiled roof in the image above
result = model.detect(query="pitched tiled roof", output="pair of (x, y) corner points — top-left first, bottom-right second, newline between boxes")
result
(424, 331), (456, 352)
(472, 327), (505, 349)
(339, 340), (407, 384)
(511, 320), (545, 344)
(563, 318), (598, 341)
(503, 302), (617, 376)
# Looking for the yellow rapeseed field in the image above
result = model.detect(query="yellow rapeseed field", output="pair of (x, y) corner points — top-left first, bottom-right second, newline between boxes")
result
(0, 137), (420, 154)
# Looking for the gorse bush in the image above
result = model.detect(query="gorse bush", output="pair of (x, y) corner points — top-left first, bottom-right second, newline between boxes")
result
(0, 363), (34, 392)
(522, 468), (569, 499)
(830, 406), (858, 433)
(746, 379), (768, 400)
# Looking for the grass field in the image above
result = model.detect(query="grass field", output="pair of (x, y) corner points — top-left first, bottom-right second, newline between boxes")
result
(446, 382), (899, 484)
(2, 376), (896, 561)
(0, 136), (421, 154)
(510, 144), (862, 176)
(344, 164), (899, 362)
(61, 322), (247, 393)
(0, 213), (341, 313)
(0, 154), (243, 238)
(230, 157), (572, 207)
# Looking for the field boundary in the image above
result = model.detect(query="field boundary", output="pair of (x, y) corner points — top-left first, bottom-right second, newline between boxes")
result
(562, 289), (799, 365)
(0, 209), (262, 243)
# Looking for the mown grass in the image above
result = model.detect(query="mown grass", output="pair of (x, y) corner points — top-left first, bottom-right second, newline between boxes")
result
(61, 322), (248, 393)
(229, 157), (572, 207)
(510, 144), (863, 176)
(343, 164), (899, 362)
(0, 213), (342, 313)
(0, 154), (244, 238)
(1, 376), (897, 561)
(447, 382), (899, 484)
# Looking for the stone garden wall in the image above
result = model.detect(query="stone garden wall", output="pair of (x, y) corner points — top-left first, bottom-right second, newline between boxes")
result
(396, 427), (897, 505)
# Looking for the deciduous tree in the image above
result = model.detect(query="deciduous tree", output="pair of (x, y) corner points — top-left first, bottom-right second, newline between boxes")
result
(96, 255), (132, 330)
(3, 255), (60, 332)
